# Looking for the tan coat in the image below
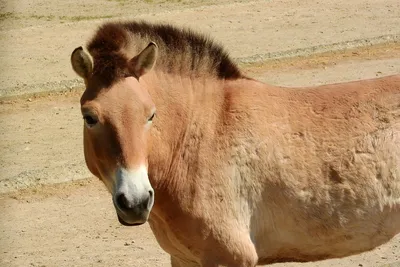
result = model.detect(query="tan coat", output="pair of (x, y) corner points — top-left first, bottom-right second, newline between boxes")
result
(71, 21), (400, 266)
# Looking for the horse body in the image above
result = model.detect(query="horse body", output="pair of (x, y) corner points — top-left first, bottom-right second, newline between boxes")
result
(145, 73), (400, 265)
(245, 77), (400, 264)
(70, 21), (400, 266)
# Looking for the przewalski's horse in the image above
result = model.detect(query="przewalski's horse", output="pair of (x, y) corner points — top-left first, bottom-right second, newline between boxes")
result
(70, 21), (400, 266)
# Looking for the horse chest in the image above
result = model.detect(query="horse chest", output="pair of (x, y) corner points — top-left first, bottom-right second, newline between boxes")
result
(148, 213), (204, 262)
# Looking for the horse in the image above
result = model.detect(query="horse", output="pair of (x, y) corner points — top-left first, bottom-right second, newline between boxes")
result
(70, 21), (400, 266)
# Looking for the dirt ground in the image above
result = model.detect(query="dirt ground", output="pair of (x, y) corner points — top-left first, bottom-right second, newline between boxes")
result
(1, 0), (400, 266)
(1, 0), (399, 97)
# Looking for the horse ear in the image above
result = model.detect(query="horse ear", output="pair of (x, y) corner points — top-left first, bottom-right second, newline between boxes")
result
(129, 42), (158, 78)
(71, 47), (93, 79)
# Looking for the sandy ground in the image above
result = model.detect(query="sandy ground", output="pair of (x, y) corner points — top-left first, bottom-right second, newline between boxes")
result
(1, 0), (399, 97)
(1, 0), (400, 266)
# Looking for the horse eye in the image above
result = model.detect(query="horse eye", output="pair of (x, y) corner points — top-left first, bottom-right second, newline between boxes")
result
(148, 113), (155, 122)
(83, 115), (98, 126)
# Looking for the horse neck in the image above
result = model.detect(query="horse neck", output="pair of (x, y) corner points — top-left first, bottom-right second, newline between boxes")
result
(144, 70), (226, 196)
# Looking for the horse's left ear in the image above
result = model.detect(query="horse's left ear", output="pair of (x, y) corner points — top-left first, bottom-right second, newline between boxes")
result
(129, 42), (158, 78)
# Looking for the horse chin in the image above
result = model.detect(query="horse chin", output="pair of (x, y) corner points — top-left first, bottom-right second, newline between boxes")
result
(117, 214), (146, 226)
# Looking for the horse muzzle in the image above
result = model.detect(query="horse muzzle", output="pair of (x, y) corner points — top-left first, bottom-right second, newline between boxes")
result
(114, 189), (154, 226)
(113, 166), (154, 226)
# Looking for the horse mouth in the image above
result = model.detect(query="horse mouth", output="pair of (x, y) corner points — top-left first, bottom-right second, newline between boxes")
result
(117, 214), (145, 226)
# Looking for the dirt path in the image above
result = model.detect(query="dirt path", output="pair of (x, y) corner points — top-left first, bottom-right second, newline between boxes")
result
(1, 0), (399, 98)
(1, 45), (400, 266)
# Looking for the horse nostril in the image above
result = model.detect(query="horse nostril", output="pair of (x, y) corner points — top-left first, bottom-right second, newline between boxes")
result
(145, 190), (154, 209)
(116, 193), (130, 210)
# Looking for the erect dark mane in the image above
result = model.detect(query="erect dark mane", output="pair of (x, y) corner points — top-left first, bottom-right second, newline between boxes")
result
(87, 20), (242, 86)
